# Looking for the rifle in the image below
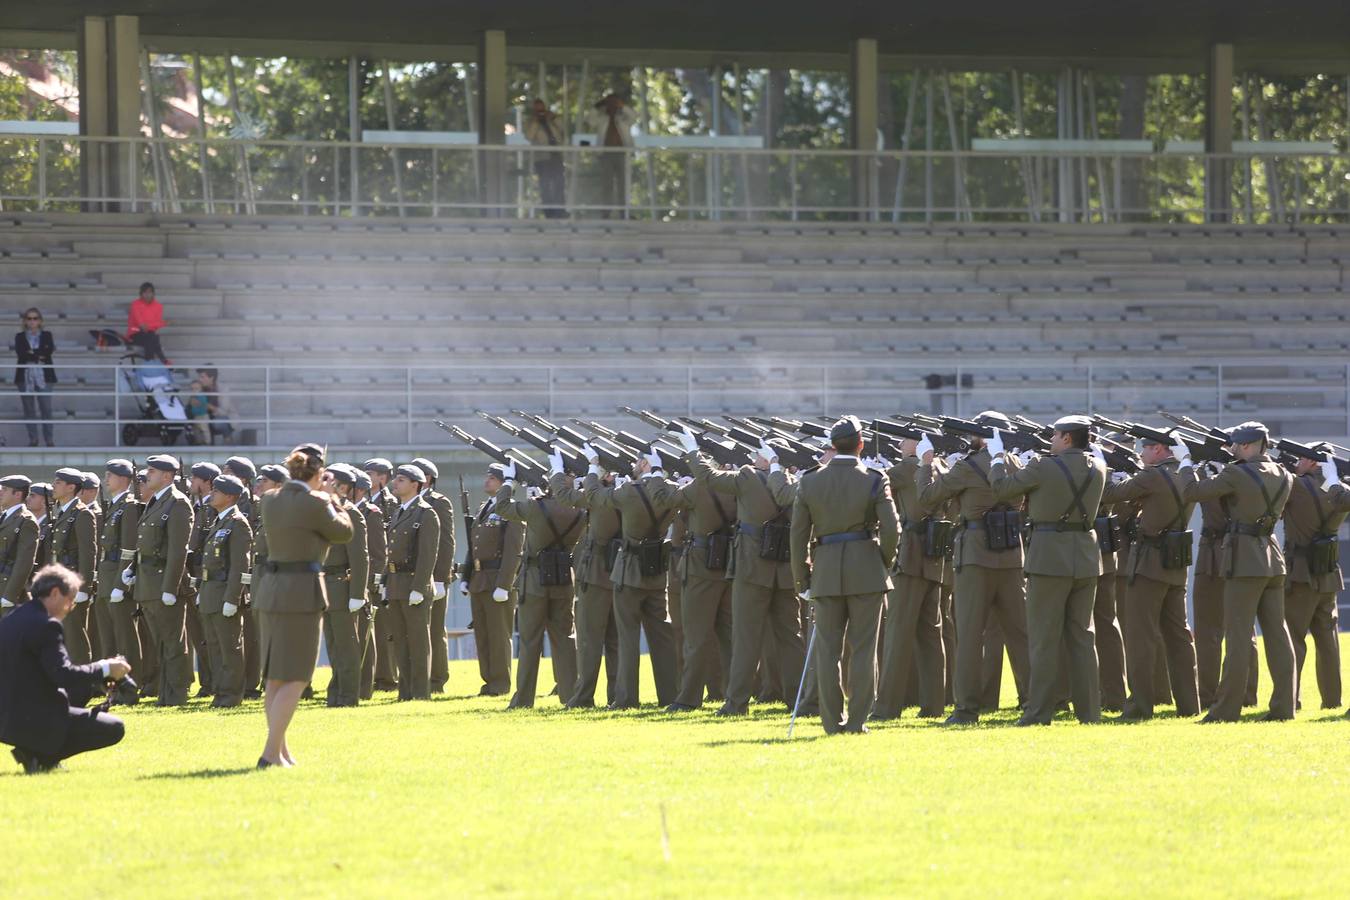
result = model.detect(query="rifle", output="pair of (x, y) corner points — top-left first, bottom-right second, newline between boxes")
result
(511, 409), (635, 473)
(1274, 438), (1350, 480)
(1158, 411), (1230, 443)
(571, 419), (692, 477)
(1105, 413), (1235, 465)
(720, 415), (822, 470)
(618, 407), (750, 468)
(938, 415), (1051, 455)
(751, 415), (831, 440)
(457, 474), (474, 582)
(477, 410), (588, 477)
(870, 418), (970, 456)
(434, 421), (549, 488)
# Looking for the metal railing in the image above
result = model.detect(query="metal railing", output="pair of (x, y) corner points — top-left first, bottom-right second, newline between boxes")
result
(3, 360), (1349, 449)
(4, 134), (1350, 223)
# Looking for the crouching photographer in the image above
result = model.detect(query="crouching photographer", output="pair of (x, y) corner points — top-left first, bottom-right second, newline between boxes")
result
(0, 564), (132, 774)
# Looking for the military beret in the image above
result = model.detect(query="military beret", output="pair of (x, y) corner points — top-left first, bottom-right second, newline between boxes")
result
(353, 470), (372, 491)
(0, 474), (31, 492)
(146, 454), (180, 473)
(104, 458), (135, 478)
(410, 457), (439, 480)
(974, 410), (1012, 430)
(486, 462), (507, 480)
(224, 456), (257, 482)
(828, 415), (862, 442)
(30, 482), (52, 498)
(53, 467), (85, 486)
(396, 464), (426, 484)
(190, 462), (222, 482)
(291, 443), (326, 464)
(1227, 421), (1269, 445)
(259, 464), (288, 484)
(80, 472), (99, 491)
(1052, 415), (1093, 433)
(328, 464), (357, 486)
(362, 457), (393, 475)
(212, 474), (246, 496)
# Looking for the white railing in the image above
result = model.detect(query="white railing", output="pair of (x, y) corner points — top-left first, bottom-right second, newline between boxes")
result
(3, 360), (1349, 450)
(4, 134), (1350, 223)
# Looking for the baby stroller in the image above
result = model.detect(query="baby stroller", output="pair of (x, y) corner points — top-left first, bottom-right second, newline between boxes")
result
(117, 351), (197, 446)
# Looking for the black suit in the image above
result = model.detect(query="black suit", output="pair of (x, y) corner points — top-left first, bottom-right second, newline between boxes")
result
(13, 330), (56, 446)
(0, 600), (124, 766)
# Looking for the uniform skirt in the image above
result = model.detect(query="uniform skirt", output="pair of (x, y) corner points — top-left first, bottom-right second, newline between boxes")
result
(257, 608), (323, 683)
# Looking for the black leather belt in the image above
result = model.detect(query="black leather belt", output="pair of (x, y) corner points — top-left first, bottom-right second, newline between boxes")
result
(322, 565), (351, 580)
(103, 550), (122, 563)
(140, 555), (166, 567)
(737, 522), (762, 538)
(1032, 522), (1092, 533)
(265, 561), (322, 574)
(204, 570), (230, 582)
(1230, 522), (1274, 537)
(818, 531), (871, 545)
(688, 533), (731, 549)
(1201, 527), (1226, 540)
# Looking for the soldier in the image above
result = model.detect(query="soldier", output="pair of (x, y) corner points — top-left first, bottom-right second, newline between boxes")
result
(95, 460), (141, 680)
(572, 444), (680, 709)
(27, 482), (53, 569)
(459, 463), (524, 698)
(494, 462), (583, 708)
(667, 507), (689, 692)
(1100, 433), (1200, 720)
(917, 411), (1032, 725)
(676, 428), (806, 716)
(223, 456), (260, 697)
(1280, 452), (1350, 710)
(77, 472), (104, 657)
(1183, 422), (1297, 722)
(48, 468), (97, 664)
(1093, 489), (1128, 713)
(351, 469), (385, 700)
(197, 474), (253, 707)
(384, 464), (440, 701)
(986, 416), (1105, 726)
(410, 457), (455, 694)
(789, 416), (900, 734)
(0, 475), (39, 618)
(875, 437), (951, 719)
(320, 464), (369, 707)
(363, 457), (400, 692)
(185, 461), (222, 697)
(363, 458), (398, 521)
(1193, 472), (1259, 709)
(548, 464), (621, 709)
(127, 454), (194, 707)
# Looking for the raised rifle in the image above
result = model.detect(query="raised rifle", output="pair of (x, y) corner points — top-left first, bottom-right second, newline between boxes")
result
(1274, 438), (1350, 480)
(477, 410), (587, 477)
(720, 415), (821, 470)
(938, 415), (1051, 455)
(571, 419), (691, 477)
(434, 421), (548, 488)
(457, 474), (474, 582)
(751, 415), (831, 440)
(1102, 413), (1234, 465)
(511, 409), (602, 456)
(617, 407), (748, 468)
(871, 418), (970, 456)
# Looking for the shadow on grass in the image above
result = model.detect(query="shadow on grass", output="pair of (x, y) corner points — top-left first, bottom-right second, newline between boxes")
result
(700, 735), (829, 747)
(139, 766), (258, 780)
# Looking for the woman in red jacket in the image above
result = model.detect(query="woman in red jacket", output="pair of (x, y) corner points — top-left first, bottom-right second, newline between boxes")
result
(125, 282), (170, 365)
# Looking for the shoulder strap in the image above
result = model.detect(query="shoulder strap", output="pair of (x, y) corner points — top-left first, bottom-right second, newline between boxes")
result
(537, 498), (583, 549)
(865, 471), (883, 530)
(1300, 474), (1335, 537)
(964, 456), (990, 485)
(1157, 466), (1188, 531)
(755, 470), (786, 521)
(1236, 463), (1290, 525)
(1048, 455), (1093, 526)
(633, 482), (660, 538)
(705, 483), (734, 530)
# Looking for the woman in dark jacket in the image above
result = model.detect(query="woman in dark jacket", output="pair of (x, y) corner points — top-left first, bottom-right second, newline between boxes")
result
(13, 307), (56, 447)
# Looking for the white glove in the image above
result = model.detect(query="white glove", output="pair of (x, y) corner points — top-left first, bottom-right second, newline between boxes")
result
(1320, 458), (1340, 490)
(1091, 445), (1107, 465)
(1172, 442), (1192, 468)
(875, 454), (892, 469)
(946, 451), (966, 463)
(492, 587), (509, 603)
(194, 594), (201, 607)
(121, 566), (135, 586)
(380, 586), (388, 603)
(915, 436), (934, 460)
(348, 597), (365, 613)
(548, 449), (565, 475)
(799, 588), (812, 602)
(501, 460), (516, 482)
(985, 431), (1006, 458)
(161, 592), (177, 607)
(581, 443), (600, 465)
(644, 450), (662, 470)
(758, 440), (778, 463)
(1110, 470), (1130, 485)
(74, 591), (90, 604)
(862, 457), (885, 472)
(409, 589), (426, 606)
(109, 588), (125, 603)
(676, 426), (700, 454)
(458, 580), (470, 596)
(0, 598), (12, 609)
(1016, 449), (1036, 466)
(222, 602), (238, 618)
(433, 580), (447, 600)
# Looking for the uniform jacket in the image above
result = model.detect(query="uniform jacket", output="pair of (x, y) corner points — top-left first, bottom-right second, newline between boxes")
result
(1100, 458), (1197, 586)
(96, 491), (137, 601)
(197, 506), (253, 614)
(686, 452), (797, 589)
(0, 505), (39, 602)
(135, 486), (193, 600)
(385, 496), (439, 601)
(991, 448), (1105, 579)
(186, 497), (217, 592)
(494, 482), (585, 599)
(252, 482), (353, 614)
(1282, 475), (1350, 591)
(359, 499), (387, 598)
(1183, 456), (1293, 578)
(672, 476), (738, 585)
(790, 456), (899, 597)
(48, 499), (96, 590)
(464, 495), (524, 595)
(918, 447), (1024, 571)
(888, 454), (953, 585)
(422, 489), (457, 584)
(549, 471), (615, 590)
(1193, 497), (1230, 578)
(0, 599), (105, 756)
(321, 498), (368, 604)
(580, 471), (680, 592)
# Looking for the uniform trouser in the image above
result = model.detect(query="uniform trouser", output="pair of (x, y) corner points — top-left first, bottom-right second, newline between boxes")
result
(63, 601), (92, 664)
(812, 592), (885, 733)
(875, 574), (945, 718)
(1120, 574), (1200, 718)
(184, 597), (212, 691)
(1209, 575), (1296, 721)
(1284, 582), (1341, 709)
(612, 585), (677, 707)
(569, 581), (619, 706)
(142, 599), (191, 706)
(202, 610), (244, 706)
(358, 606), (375, 699)
(387, 596), (433, 700)
(429, 594), (450, 692)
(96, 596), (141, 675)
(134, 610), (159, 693)
(669, 563), (686, 682)
(674, 575), (733, 707)
(470, 589), (516, 695)
(954, 565), (1031, 718)
(323, 578), (362, 706)
(980, 620), (1007, 710)
(940, 586), (956, 705)
(242, 605), (261, 694)
(725, 580), (806, 712)
(373, 604), (399, 688)
(1094, 574), (1127, 709)
(1021, 575), (1100, 724)
(1194, 571), (1258, 707)
(511, 591), (578, 708)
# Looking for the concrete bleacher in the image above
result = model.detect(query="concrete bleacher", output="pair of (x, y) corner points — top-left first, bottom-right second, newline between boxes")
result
(2, 212), (1349, 449)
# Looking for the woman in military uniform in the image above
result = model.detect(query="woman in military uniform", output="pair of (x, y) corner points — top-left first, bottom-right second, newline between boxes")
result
(252, 444), (353, 768)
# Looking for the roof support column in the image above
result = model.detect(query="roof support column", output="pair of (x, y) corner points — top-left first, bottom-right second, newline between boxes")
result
(850, 37), (879, 220)
(1205, 42), (1234, 223)
(477, 28), (507, 217)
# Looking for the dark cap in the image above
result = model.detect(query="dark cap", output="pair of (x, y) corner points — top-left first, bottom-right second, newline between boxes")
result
(146, 454), (180, 473)
(224, 456), (257, 482)
(396, 464), (426, 484)
(212, 474), (246, 497)
(410, 457), (439, 481)
(486, 462), (507, 481)
(30, 482), (52, 498)
(80, 472), (99, 491)
(362, 457), (393, 475)
(328, 463), (357, 486)
(53, 467), (84, 486)
(259, 464), (288, 484)
(190, 461), (222, 482)
(353, 470), (372, 491)
(829, 416), (862, 443)
(1227, 421), (1269, 445)
(0, 474), (32, 492)
(1052, 414), (1093, 433)
(291, 443), (325, 464)
(104, 458), (135, 478)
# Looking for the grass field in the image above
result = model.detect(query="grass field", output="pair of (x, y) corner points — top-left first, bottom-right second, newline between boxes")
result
(5, 639), (1350, 898)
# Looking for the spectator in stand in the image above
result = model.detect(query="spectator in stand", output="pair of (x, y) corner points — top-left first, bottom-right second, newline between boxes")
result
(586, 93), (636, 219)
(196, 367), (236, 445)
(185, 379), (211, 445)
(126, 282), (170, 365)
(522, 98), (566, 219)
(13, 307), (56, 448)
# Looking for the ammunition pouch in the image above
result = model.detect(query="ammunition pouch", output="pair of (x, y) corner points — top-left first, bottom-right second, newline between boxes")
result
(1094, 514), (1121, 554)
(604, 537), (622, 573)
(693, 531), (731, 571)
(1230, 521), (1275, 538)
(1160, 530), (1193, 570)
(536, 547), (574, 587)
(982, 509), (1023, 552)
(922, 519), (955, 558)
(759, 522), (792, 562)
(1307, 536), (1340, 577)
(628, 538), (669, 577)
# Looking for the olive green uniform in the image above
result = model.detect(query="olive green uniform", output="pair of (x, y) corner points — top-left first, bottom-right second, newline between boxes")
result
(549, 471), (620, 707)
(197, 505), (253, 706)
(49, 498), (97, 663)
(1281, 474), (1350, 709)
(0, 504), (39, 619)
(370, 486), (401, 691)
(136, 485), (195, 706)
(358, 498), (386, 699)
(670, 478), (736, 707)
(464, 496), (524, 697)
(1193, 495), (1258, 708)
(185, 497), (216, 694)
(94, 490), (141, 677)
(422, 488), (456, 693)
(322, 497), (369, 706)
(1093, 499), (1127, 711)
(385, 496), (440, 700)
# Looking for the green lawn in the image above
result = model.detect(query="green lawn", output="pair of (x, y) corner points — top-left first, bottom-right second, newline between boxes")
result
(5, 638), (1350, 898)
